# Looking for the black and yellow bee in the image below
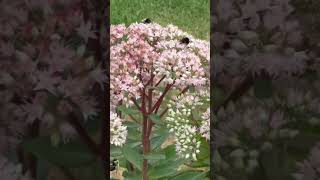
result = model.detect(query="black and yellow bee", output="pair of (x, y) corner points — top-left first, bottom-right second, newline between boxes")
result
(110, 159), (119, 171)
(180, 37), (190, 45)
(143, 18), (152, 24)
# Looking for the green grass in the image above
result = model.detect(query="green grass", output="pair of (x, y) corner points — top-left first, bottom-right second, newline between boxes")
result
(110, 0), (210, 40)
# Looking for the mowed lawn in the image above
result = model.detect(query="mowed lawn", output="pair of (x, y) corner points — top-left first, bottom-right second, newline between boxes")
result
(110, 0), (210, 40)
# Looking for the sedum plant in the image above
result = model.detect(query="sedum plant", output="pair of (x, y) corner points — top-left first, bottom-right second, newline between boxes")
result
(110, 20), (210, 179)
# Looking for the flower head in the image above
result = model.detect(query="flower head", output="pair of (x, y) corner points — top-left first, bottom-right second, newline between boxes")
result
(110, 112), (127, 146)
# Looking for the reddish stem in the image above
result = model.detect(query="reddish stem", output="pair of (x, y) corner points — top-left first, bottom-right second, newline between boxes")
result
(142, 73), (155, 180)
(155, 75), (166, 87)
(131, 98), (142, 110)
(179, 86), (189, 96)
(140, 73), (178, 179)
(149, 82), (175, 114)
(129, 114), (140, 124)
(146, 75), (154, 147)
(141, 86), (149, 180)
(67, 112), (101, 158)
(80, 0), (89, 22)
(159, 108), (168, 118)
(145, 74), (155, 86)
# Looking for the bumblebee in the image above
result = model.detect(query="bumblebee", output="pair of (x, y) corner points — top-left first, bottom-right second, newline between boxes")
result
(143, 18), (152, 24)
(110, 159), (119, 171)
(180, 37), (190, 45)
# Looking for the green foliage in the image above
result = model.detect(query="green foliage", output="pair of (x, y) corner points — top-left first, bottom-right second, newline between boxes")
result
(72, 161), (105, 180)
(150, 113), (163, 125)
(123, 171), (142, 179)
(150, 134), (169, 150)
(110, 0), (210, 40)
(147, 145), (187, 179)
(23, 137), (95, 168)
(143, 152), (166, 160)
(172, 171), (208, 180)
(117, 105), (140, 115)
(189, 138), (210, 167)
(36, 160), (51, 180)
(148, 158), (185, 178)
(24, 136), (104, 179)
(254, 78), (273, 99)
(122, 145), (143, 171)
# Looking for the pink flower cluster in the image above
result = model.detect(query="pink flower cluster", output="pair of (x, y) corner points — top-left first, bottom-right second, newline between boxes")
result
(110, 22), (210, 106)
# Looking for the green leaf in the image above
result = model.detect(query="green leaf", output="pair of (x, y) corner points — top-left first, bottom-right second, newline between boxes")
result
(181, 139), (210, 168)
(216, 175), (227, 180)
(117, 105), (140, 115)
(110, 145), (123, 157)
(148, 164), (178, 178)
(76, 45), (86, 57)
(286, 133), (319, 153)
(50, 132), (60, 147)
(212, 87), (226, 109)
(149, 113), (162, 124)
(162, 145), (178, 160)
(125, 121), (141, 128)
(172, 171), (208, 180)
(127, 128), (141, 141)
(196, 138), (210, 161)
(254, 78), (273, 99)
(123, 171), (141, 180)
(122, 145), (143, 171)
(149, 156), (186, 178)
(36, 160), (50, 180)
(151, 132), (169, 150)
(126, 139), (142, 148)
(213, 150), (222, 167)
(23, 137), (94, 168)
(90, 161), (105, 179)
(85, 115), (101, 134)
(260, 146), (293, 180)
(73, 161), (105, 180)
(144, 152), (166, 160)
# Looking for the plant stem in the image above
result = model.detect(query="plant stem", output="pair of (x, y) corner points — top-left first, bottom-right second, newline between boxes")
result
(155, 75), (166, 87)
(142, 73), (154, 180)
(141, 86), (149, 180)
(67, 112), (101, 158)
(146, 74), (154, 142)
(213, 76), (253, 113)
(141, 74), (177, 179)
(129, 114), (140, 123)
(149, 82), (175, 114)
(142, 126), (150, 180)
(24, 120), (40, 178)
(131, 98), (142, 110)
